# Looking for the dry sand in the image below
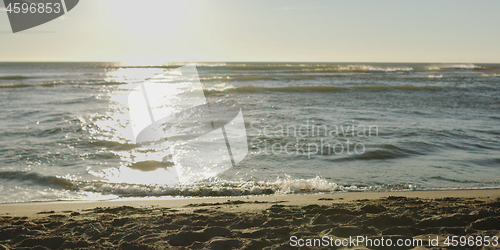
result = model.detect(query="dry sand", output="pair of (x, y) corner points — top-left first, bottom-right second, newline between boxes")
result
(0, 189), (499, 249)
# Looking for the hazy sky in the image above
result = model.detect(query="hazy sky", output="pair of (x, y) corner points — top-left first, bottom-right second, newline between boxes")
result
(1, 0), (499, 63)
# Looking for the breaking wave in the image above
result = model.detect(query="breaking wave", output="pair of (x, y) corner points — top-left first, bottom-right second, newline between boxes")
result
(0, 171), (417, 199)
(427, 64), (481, 71)
(73, 176), (420, 197)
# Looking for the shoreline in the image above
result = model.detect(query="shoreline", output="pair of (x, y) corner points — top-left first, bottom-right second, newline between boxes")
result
(1, 188), (499, 217)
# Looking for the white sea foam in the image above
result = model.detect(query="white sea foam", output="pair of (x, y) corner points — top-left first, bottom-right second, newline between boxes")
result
(73, 176), (417, 198)
(428, 64), (480, 70)
(427, 74), (443, 78)
(481, 73), (499, 77)
(365, 66), (414, 73)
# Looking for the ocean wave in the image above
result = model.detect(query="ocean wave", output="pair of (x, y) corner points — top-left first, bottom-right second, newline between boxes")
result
(429, 176), (483, 184)
(217, 85), (494, 94)
(237, 64), (414, 73)
(38, 81), (67, 87)
(223, 74), (347, 82)
(480, 73), (500, 77)
(183, 63), (228, 67)
(1, 81), (124, 88)
(118, 63), (419, 73)
(0, 83), (31, 89)
(427, 64), (481, 71)
(119, 63), (230, 69)
(225, 85), (346, 93)
(73, 176), (414, 197)
(297, 65), (414, 73)
(88, 140), (139, 151)
(365, 67), (414, 73)
(0, 170), (415, 198)
(0, 75), (32, 80)
(4, 170), (499, 200)
(5, 169), (498, 200)
(301, 67), (367, 73)
(0, 171), (73, 189)
(427, 74), (443, 78)
(327, 147), (422, 162)
(38, 80), (127, 87)
(203, 71), (497, 82)
(117, 65), (178, 69)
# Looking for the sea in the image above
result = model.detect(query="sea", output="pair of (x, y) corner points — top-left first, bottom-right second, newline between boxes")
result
(0, 62), (499, 203)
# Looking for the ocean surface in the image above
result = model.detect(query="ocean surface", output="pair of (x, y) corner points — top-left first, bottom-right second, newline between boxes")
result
(1, 62), (499, 203)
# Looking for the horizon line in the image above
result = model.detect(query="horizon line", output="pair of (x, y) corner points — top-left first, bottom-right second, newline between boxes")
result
(0, 60), (499, 64)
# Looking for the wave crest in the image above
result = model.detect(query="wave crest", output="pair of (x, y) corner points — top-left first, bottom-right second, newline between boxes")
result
(0, 171), (74, 189)
(0, 83), (31, 89)
(73, 176), (417, 198)
(0, 75), (32, 80)
(215, 85), (492, 94)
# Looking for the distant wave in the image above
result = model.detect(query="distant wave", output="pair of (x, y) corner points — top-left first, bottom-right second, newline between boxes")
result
(0, 83), (31, 88)
(118, 63), (416, 72)
(116, 63), (497, 73)
(118, 65), (179, 69)
(227, 64), (414, 73)
(427, 64), (481, 71)
(216, 85), (495, 94)
(38, 80), (127, 87)
(480, 73), (500, 77)
(365, 67), (413, 73)
(119, 63), (229, 69)
(38, 81), (67, 87)
(427, 74), (443, 79)
(0, 81), (127, 89)
(0, 75), (32, 80)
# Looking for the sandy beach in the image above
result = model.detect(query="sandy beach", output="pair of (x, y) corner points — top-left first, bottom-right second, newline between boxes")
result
(0, 189), (498, 249)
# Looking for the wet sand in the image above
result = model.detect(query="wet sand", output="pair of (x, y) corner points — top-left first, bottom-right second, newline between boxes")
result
(0, 189), (499, 249)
